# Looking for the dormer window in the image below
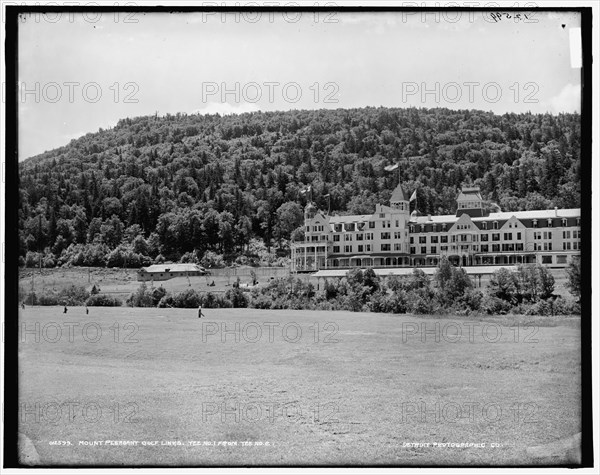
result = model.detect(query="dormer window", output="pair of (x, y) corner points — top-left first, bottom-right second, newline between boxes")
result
(562, 218), (567, 227)
(482, 222), (487, 230)
(409, 225), (414, 233)
(420, 224), (425, 232)
(532, 219), (538, 228)
(547, 219), (553, 228)
(493, 221), (498, 230)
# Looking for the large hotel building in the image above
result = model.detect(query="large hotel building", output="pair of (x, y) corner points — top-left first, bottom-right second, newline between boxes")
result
(291, 184), (580, 273)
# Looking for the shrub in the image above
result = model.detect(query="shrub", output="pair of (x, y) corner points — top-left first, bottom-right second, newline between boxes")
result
(225, 288), (248, 308)
(126, 283), (154, 307)
(86, 294), (122, 306)
(566, 258), (581, 301)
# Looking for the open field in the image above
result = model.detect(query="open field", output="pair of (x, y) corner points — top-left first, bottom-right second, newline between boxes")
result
(18, 267), (279, 300)
(17, 307), (581, 466)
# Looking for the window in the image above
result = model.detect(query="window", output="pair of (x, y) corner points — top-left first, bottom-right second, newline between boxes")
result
(381, 232), (391, 240)
(482, 222), (488, 230)
(576, 218), (580, 226)
(410, 247), (416, 254)
(502, 244), (515, 252)
(493, 222), (498, 230)
(563, 231), (571, 239)
(394, 243), (402, 251)
(430, 246), (437, 254)
(410, 236), (414, 244)
(547, 219), (553, 227)
(395, 220), (399, 227)
(481, 245), (489, 253)
(532, 220), (538, 228)
(562, 219), (567, 227)
(344, 245), (352, 253)
(344, 234), (353, 241)
(365, 233), (373, 240)
(365, 244), (372, 252)
(394, 232), (402, 239)
(573, 230), (580, 239)
(379, 213), (386, 219)
(432, 224), (437, 232)
(419, 236), (427, 244)
(492, 244), (500, 252)
(431, 235), (438, 243)
(442, 224), (447, 231)
(440, 235), (448, 243)
(420, 225), (425, 232)
(516, 243), (523, 251)
(517, 232), (521, 240)
(542, 255), (552, 264)
(492, 233), (500, 241)
(480, 234), (488, 242)
(409, 225), (414, 233)
(305, 226), (310, 232)
(573, 242), (579, 250)
(333, 235), (340, 242)
(441, 245), (448, 252)
(563, 242), (571, 250)
(557, 255), (567, 264)
(461, 235), (468, 242)
(368, 221), (375, 229)
(543, 243), (553, 251)
(381, 244), (391, 251)
(534, 231), (541, 240)
(543, 232), (552, 240)
(358, 245), (364, 252)
(504, 233), (512, 240)
(421, 246), (427, 254)
(356, 233), (364, 241)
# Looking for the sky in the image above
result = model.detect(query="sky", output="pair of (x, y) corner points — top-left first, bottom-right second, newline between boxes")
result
(17, 9), (582, 160)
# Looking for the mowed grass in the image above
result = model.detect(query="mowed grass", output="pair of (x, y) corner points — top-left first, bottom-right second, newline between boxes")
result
(17, 307), (581, 466)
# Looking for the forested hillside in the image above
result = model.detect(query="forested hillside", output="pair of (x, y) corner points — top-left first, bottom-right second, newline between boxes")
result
(18, 107), (581, 268)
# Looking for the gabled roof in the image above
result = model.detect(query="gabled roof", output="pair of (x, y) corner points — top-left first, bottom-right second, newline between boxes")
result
(139, 264), (206, 273)
(390, 184), (406, 202)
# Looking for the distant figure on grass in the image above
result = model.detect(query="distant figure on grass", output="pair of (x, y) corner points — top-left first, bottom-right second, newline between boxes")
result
(86, 306), (89, 315)
(198, 305), (204, 319)
(63, 306), (68, 314)
(21, 303), (25, 310)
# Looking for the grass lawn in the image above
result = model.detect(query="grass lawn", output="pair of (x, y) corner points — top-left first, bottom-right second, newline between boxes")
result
(17, 307), (581, 466)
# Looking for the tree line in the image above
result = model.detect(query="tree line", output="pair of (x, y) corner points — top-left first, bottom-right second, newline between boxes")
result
(19, 107), (581, 267)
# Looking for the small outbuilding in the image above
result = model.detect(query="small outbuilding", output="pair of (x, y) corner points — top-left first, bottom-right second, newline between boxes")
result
(137, 263), (208, 282)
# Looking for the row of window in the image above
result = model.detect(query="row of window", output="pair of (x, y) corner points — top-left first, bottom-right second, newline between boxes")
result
(330, 241), (580, 255)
